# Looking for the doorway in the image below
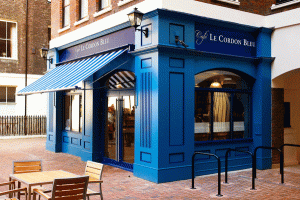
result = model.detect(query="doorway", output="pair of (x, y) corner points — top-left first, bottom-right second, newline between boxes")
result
(104, 71), (135, 166)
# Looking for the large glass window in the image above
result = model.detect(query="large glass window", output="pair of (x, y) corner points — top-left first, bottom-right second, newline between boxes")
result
(0, 21), (17, 59)
(63, 0), (70, 27)
(0, 86), (16, 103)
(64, 93), (83, 132)
(195, 70), (251, 141)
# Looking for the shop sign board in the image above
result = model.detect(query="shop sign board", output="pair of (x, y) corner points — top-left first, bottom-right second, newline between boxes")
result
(59, 27), (135, 62)
(195, 22), (256, 57)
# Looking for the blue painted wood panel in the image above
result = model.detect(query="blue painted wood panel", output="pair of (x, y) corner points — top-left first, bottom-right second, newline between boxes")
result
(169, 73), (184, 146)
(140, 72), (152, 148)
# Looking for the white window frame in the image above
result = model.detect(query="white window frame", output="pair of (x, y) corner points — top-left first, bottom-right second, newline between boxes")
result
(0, 20), (18, 60)
(216, 0), (240, 5)
(118, 0), (134, 7)
(63, 0), (70, 28)
(271, 0), (300, 10)
(94, 0), (112, 17)
(0, 86), (16, 104)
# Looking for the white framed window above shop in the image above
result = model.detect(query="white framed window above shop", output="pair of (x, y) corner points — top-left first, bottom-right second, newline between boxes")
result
(271, 0), (299, 10)
(0, 20), (17, 59)
(118, 0), (134, 7)
(216, 0), (240, 5)
(0, 86), (16, 103)
(99, 0), (110, 10)
(79, 0), (88, 20)
(62, 0), (70, 28)
(64, 91), (83, 133)
(94, 0), (112, 17)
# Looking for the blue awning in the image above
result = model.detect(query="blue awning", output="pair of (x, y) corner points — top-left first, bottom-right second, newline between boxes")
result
(18, 48), (128, 95)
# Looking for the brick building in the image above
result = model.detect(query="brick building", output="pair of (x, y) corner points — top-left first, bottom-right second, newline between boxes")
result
(19, 0), (300, 183)
(0, 0), (51, 115)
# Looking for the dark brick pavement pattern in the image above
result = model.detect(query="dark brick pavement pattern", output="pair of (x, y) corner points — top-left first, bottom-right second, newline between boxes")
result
(0, 138), (300, 200)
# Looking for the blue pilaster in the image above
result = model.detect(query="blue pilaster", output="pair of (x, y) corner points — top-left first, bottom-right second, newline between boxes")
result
(252, 27), (274, 169)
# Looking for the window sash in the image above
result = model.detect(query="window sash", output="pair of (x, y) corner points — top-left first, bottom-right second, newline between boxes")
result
(80, 0), (88, 19)
(64, 94), (82, 132)
(0, 21), (17, 58)
(63, 0), (70, 27)
(0, 86), (16, 103)
(100, 0), (109, 10)
(194, 90), (251, 142)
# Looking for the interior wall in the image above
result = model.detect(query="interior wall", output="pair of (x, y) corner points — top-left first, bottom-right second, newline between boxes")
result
(273, 70), (300, 166)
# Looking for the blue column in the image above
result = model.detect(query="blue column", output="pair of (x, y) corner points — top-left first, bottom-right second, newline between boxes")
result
(252, 27), (274, 169)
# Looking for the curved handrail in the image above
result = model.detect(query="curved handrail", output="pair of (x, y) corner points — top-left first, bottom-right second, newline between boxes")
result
(224, 148), (253, 184)
(192, 152), (223, 197)
(252, 146), (281, 190)
(279, 144), (300, 184)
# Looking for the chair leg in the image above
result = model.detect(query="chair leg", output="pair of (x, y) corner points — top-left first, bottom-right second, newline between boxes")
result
(100, 184), (103, 200)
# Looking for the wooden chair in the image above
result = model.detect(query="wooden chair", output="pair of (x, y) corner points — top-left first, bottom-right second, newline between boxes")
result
(10, 160), (42, 198)
(0, 181), (27, 200)
(84, 161), (104, 200)
(32, 176), (89, 200)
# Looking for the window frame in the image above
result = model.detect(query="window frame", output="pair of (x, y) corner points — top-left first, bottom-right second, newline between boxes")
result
(98, 0), (110, 11)
(79, 0), (88, 20)
(62, 0), (70, 28)
(194, 87), (252, 142)
(63, 91), (83, 133)
(0, 20), (17, 59)
(0, 86), (16, 104)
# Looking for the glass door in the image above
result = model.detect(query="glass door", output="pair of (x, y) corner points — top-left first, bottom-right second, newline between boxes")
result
(122, 95), (135, 164)
(105, 94), (135, 164)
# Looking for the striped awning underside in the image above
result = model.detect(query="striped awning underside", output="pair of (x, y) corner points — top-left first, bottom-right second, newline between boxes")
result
(108, 71), (135, 89)
(17, 48), (128, 95)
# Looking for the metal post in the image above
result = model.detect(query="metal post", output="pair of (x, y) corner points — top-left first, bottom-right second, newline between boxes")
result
(191, 153), (196, 189)
(217, 157), (222, 197)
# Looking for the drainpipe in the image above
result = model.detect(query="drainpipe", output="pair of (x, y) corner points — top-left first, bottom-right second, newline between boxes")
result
(24, 0), (29, 135)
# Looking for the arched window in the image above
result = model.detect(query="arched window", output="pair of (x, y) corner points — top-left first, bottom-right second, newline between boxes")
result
(106, 71), (135, 89)
(194, 70), (251, 141)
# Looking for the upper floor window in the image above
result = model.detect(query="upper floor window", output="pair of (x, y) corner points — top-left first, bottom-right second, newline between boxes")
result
(79, 0), (88, 19)
(63, 0), (70, 27)
(276, 0), (294, 4)
(99, 0), (110, 11)
(0, 21), (17, 59)
(0, 86), (16, 103)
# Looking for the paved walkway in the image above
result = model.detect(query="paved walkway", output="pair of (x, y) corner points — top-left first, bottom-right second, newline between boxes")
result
(0, 138), (300, 199)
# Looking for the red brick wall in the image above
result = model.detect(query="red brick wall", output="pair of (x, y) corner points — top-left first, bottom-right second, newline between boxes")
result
(51, 0), (300, 40)
(51, 0), (145, 39)
(0, 0), (51, 75)
(195, 0), (300, 15)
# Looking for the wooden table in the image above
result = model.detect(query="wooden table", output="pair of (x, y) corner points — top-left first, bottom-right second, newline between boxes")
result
(9, 170), (79, 200)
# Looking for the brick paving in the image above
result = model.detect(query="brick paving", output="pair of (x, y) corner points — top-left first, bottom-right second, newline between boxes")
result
(0, 138), (300, 199)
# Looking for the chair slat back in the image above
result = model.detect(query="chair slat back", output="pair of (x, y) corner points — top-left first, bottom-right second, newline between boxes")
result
(13, 160), (42, 174)
(52, 176), (89, 200)
(84, 161), (103, 181)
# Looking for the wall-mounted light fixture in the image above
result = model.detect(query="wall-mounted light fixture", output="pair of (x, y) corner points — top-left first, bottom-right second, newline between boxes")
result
(127, 7), (148, 38)
(40, 46), (53, 64)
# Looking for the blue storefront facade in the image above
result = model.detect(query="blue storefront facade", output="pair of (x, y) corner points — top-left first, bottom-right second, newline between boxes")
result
(19, 9), (273, 183)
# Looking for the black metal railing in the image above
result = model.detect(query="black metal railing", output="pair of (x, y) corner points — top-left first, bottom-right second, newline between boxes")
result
(252, 146), (282, 190)
(279, 144), (300, 184)
(0, 115), (46, 136)
(191, 152), (223, 197)
(224, 148), (253, 185)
